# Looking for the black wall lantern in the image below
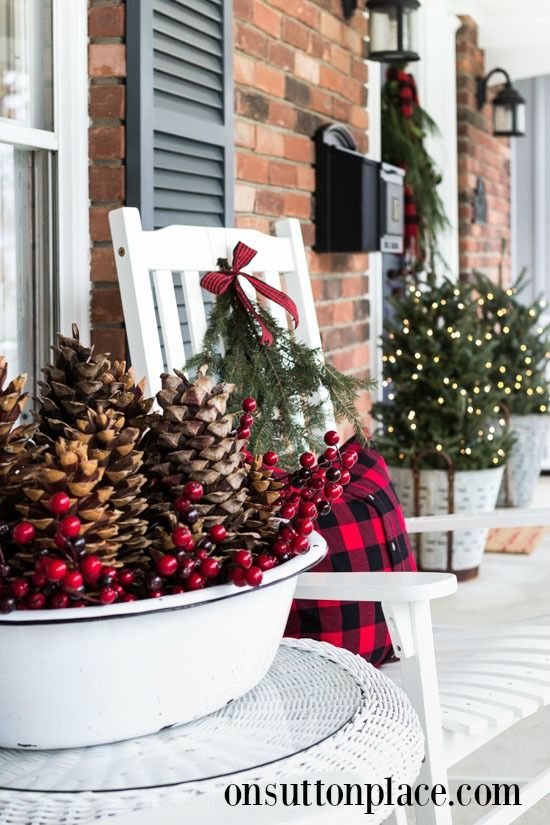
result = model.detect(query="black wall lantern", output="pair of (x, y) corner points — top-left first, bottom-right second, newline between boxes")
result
(366, 0), (421, 63)
(477, 68), (526, 138)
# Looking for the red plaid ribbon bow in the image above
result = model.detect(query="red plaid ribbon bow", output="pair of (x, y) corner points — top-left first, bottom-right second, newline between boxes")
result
(200, 241), (299, 346)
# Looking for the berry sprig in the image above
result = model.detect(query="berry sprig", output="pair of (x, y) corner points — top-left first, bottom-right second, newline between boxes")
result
(263, 430), (357, 563)
(0, 493), (142, 613)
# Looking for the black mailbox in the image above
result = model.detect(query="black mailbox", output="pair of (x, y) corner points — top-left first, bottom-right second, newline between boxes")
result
(315, 124), (405, 254)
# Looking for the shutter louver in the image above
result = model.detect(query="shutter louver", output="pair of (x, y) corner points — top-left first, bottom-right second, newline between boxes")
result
(127, 0), (233, 230)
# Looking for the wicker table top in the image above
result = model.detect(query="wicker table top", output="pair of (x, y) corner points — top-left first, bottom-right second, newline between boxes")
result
(0, 639), (423, 825)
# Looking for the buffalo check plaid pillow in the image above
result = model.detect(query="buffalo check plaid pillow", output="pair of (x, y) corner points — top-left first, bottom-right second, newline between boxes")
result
(285, 441), (416, 668)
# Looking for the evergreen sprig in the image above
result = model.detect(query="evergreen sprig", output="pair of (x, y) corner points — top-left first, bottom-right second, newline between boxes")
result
(381, 70), (449, 271)
(186, 291), (374, 465)
(473, 270), (550, 416)
(373, 276), (513, 470)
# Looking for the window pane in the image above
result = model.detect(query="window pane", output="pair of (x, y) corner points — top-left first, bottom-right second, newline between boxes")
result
(0, 144), (54, 413)
(0, 0), (53, 130)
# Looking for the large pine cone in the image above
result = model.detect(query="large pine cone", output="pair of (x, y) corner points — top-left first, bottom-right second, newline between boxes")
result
(145, 367), (249, 534)
(0, 358), (40, 514)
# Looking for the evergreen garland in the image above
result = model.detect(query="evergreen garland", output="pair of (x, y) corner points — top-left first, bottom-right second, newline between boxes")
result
(473, 269), (550, 416)
(373, 275), (513, 470)
(186, 291), (374, 465)
(381, 68), (449, 270)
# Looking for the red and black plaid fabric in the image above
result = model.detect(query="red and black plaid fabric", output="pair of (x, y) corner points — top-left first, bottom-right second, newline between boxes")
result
(285, 441), (416, 668)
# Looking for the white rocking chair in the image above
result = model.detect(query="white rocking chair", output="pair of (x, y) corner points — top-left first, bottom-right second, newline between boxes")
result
(110, 206), (550, 825)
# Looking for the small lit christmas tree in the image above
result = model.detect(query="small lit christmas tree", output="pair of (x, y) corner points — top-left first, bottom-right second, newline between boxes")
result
(373, 275), (512, 469)
(473, 270), (550, 415)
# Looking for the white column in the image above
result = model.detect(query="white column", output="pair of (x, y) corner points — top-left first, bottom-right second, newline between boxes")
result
(411, 0), (461, 278)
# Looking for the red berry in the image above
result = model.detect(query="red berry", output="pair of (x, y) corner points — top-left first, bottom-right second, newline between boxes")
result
(45, 559), (68, 582)
(172, 526), (193, 549)
(233, 549), (252, 569)
(32, 572), (47, 588)
(263, 450), (279, 466)
(117, 569), (135, 587)
(171, 586), (185, 595)
(62, 570), (84, 592)
(100, 566), (117, 582)
(114, 584), (125, 598)
(340, 469), (351, 486)
(178, 557), (194, 577)
(272, 539), (289, 558)
(324, 430), (340, 446)
(122, 593), (137, 602)
(341, 449), (358, 469)
(310, 474), (325, 490)
(241, 397), (257, 412)
(299, 501), (318, 519)
(240, 413), (254, 428)
(324, 482), (343, 501)
(237, 427), (251, 439)
(186, 572), (205, 591)
(300, 488), (315, 500)
(245, 566), (263, 586)
(12, 522), (35, 545)
(280, 503), (296, 520)
(290, 535), (310, 555)
(157, 555), (178, 577)
(54, 532), (68, 550)
(80, 555), (102, 582)
(242, 449), (253, 463)
(209, 524), (227, 543)
(11, 579), (29, 599)
(280, 525), (296, 542)
(37, 557), (51, 574)
(50, 592), (70, 609)
(174, 496), (190, 512)
(28, 592), (46, 610)
(256, 554), (277, 571)
(49, 492), (71, 515)
(324, 446), (338, 461)
(195, 548), (208, 561)
(231, 567), (246, 587)
(295, 518), (314, 536)
(299, 452), (316, 468)
(200, 558), (221, 579)
(99, 586), (117, 605)
(150, 590), (164, 598)
(183, 481), (204, 502)
(60, 515), (81, 538)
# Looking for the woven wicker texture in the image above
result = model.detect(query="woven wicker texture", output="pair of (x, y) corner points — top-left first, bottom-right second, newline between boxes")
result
(0, 639), (423, 825)
(391, 465), (504, 571)
(497, 414), (550, 508)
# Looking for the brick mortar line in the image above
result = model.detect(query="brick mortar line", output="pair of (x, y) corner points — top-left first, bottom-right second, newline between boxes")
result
(235, 69), (368, 110)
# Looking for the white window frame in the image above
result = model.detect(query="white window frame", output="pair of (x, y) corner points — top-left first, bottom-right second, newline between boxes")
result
(0, 0), (89, 342)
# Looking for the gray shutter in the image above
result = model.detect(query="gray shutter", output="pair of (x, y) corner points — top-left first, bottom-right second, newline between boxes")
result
(127, 0), (234, 230)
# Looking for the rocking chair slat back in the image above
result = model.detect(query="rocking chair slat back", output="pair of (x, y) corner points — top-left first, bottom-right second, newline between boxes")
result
(109, 208), (333, 418)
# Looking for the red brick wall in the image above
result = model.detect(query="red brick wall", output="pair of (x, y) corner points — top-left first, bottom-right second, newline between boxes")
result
(88, 0), (126, 360)
(233, 0), (372, 417)
(456, 16), (511, 281)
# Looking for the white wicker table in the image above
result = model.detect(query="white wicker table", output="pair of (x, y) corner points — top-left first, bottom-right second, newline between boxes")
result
(0, 639), (423, 825)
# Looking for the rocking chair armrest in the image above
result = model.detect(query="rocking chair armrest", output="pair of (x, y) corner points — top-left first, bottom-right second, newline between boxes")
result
(405, 506), (550, 534)
(294, 571), (457, 604)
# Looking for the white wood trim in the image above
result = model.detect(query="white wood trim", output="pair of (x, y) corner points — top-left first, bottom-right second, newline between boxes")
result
(0, 122), (58, 151)
(295, 571), (457, 603)
(54, 0), (90, 340)
(406, 507), (550, 533)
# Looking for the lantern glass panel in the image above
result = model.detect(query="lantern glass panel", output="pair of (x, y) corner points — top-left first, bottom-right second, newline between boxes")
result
(514, 101), (526, 135)
(370, 8), (399, 54)
(402, 6), (419, 53)
(494, 103), (514, 135)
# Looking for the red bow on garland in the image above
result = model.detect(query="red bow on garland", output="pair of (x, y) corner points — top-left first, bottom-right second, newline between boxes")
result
(200, 242), (299, 346)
